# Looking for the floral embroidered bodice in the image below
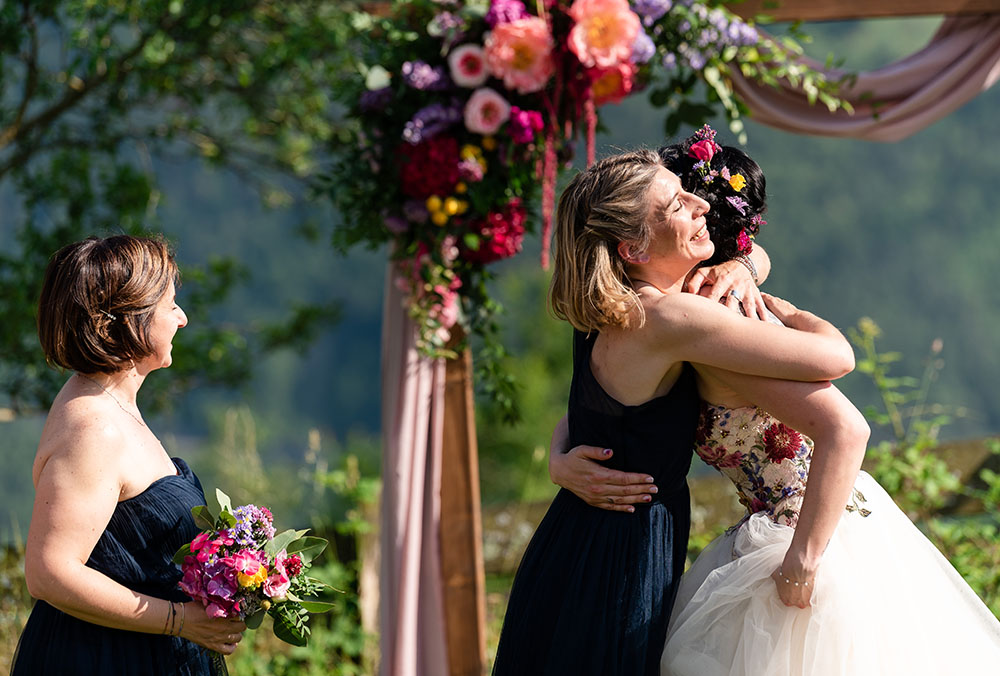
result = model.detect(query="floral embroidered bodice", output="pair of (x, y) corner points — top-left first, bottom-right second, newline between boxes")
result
(695, 403), (869, 527)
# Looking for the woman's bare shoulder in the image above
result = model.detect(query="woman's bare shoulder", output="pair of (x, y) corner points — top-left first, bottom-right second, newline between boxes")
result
(34, 394), (127, 487)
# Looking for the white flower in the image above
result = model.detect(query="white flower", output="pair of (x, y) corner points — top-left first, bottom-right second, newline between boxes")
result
(448, 44), (489, 88)
(464, 87), (510, 135)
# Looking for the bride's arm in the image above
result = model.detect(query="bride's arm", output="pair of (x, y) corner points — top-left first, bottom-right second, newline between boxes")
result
(701, 368), (870, 608)
(547, 415), (656, 512)
(685, 244), (772, 320)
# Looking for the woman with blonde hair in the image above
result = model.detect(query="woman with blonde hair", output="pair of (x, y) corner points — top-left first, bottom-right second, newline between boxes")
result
(492, 148), (857, 676)
(13, 235), (246, 675)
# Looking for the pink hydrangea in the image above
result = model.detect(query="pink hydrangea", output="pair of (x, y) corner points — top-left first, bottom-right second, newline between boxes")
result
(263, 550), (292, 599)
(464, 87), (511, 135)
(484, 17), (554, 94)
(448, 44), (489, 88)
(508, 106), (544, 144)
(568, 0), (641, 69)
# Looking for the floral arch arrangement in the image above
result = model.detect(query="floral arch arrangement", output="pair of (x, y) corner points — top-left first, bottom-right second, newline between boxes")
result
(329, 0), (844, 401)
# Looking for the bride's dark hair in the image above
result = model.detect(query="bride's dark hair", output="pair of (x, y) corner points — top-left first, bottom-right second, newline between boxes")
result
(657, 140), (767, 266)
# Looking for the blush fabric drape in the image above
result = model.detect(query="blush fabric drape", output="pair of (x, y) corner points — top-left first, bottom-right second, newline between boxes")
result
(379, 264), (449, 676)
(730, 15), (1000, 142)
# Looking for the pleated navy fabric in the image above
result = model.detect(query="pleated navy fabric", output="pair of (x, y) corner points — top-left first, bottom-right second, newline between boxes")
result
(493, 331), (700, 675)
(12, 458), (215, 675)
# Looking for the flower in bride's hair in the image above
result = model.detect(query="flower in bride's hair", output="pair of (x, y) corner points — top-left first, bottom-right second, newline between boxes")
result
(736, 229), (752, 253)
(688, 139), (716, 162)
(485, 17), (555, 93)
(763, 422), (803, 462)
(568, 0), (641, 69)
(728, 173), (746, 192)
(726, 195), (749, 215)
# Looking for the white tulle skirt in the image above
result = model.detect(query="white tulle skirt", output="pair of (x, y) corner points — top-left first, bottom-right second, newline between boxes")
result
(661, 472), (1000, 675)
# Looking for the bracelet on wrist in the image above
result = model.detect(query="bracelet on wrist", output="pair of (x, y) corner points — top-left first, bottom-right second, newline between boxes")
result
(733, 253), (758, 285)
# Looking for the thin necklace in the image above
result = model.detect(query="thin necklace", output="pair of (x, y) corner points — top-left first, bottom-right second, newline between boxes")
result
(77, 373), (147, 428)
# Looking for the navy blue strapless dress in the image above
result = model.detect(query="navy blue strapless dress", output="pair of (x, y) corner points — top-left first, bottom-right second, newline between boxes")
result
(12, 457), (215, 675)
(493, 331), (700, 676)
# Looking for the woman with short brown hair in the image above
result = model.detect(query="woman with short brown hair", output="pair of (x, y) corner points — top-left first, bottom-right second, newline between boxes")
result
(13, 235), (245, 676)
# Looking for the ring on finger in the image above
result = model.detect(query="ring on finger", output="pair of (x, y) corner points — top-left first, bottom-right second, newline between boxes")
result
(607, 496), (615, 504)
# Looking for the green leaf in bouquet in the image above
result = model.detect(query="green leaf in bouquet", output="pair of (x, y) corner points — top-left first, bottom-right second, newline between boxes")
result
(267, 528), (311, 557)
(286, 536), (328, 564)
(191, 505), (217, 531)
(272, 605), (309, 647)
(244, 607), (266, 630)
(219, 510), (237, 529)
(215, 489), (233, 514)
(299, 600), (336, 614)
(172, 543), (192, 565)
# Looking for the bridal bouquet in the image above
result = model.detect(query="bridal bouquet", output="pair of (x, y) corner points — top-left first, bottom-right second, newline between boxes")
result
(173, 490), (334, 647)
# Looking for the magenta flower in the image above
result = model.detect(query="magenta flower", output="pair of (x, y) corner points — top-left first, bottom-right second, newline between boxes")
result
(688, 139), (716, 162)
(508, 106), (544, 144)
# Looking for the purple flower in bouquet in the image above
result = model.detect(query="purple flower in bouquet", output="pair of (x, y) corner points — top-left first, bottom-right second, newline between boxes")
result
(485, 0), (529, 27)
(360, 86), (392, 112)
(403, 199), (430, 224)
(631, 31), (656, 64)
(403, 100), (463, 144)
(632, 0), (672, 25)
(727, 19), (759, 47)
(679, 43), (706, 69)
(227, 504), (275, 548)
(402, 60), (451, 91)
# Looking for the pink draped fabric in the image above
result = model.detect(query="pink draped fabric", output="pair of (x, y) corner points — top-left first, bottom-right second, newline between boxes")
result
(730, 15), (1000, 142)
(379, 264), (449, 676)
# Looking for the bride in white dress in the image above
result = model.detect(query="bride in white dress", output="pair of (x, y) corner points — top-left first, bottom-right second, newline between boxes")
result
(549, 128), (1000, 674)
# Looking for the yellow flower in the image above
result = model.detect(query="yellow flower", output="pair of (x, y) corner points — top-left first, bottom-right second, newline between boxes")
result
(237, 566), (268, 589)
(443, 197), (460, 216)
(456, 200), (469, 214)
(431, 211), (449, 226)
(460, 144), (482, 161)
(481, 136), (497, 151)
(426, 195), (443, 213)
(455, 182), (468, 194)
(729, 173), (746, 192)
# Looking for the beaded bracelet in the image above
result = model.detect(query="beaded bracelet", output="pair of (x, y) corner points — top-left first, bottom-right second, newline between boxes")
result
(733, 253), (758, 285)
(778, 569), (811, 587)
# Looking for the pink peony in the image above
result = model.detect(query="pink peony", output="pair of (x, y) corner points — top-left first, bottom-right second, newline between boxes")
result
(484, 17), (555, 94)
(688, 139), (716, 162)
(464, 87), (511, 135)
(508, 106), (544, 144)
(590, 62), (636, 105)
(263, 550), (292, 599)
(568, 0), (641, 69)
(448, 44), (490, 88)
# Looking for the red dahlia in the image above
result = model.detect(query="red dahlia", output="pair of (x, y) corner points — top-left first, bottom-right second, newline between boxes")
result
(762, 422), (802, 462)
(397, 136), (460, 199)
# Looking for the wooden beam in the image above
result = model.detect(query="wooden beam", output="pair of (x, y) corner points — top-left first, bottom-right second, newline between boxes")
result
(727, 0), (1000, 21)
(439, 335), (487, 676)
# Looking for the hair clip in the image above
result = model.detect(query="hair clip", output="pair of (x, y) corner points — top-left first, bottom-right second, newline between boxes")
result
(98, 309), (117, 321)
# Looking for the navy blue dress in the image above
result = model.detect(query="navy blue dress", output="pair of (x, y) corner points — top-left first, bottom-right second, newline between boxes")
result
(493, 331), (700, 676)
(12, 458), (215, 675)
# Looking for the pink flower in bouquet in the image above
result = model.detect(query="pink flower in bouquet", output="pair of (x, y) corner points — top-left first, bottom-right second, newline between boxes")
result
(263, 551), (292, 599)
(484, 17), (554, 94)
(508, 106), (544, 144)
(231, 550), (268, 589)
(463, 198), (527, 264)
(191, 532), (233, 563)
(448, 44), (489, 88)
(568, 0), (641, 69)
(285, 554), (304, 578)
(464, 87), (511, 135)
(590, 62), (636, 105)
(397, 136), (461, 198)
(688, 139), (716, 162)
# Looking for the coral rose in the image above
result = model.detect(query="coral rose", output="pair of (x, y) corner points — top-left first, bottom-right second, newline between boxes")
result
(590, 62), (636, 105)
(485, 17), (555, 94)
(568, 0), (641, 69)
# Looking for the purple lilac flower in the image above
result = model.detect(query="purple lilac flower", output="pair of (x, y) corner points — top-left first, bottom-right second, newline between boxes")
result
(360, 86), (392, 112)
(402, 60), (451, 91)
(485, 0), (529, 27)
(402, 100), (463, 144)
(727, 20), (759, 46)
(632, 0), (672, 26)
(726, 195), (749, 215)
(428, 11), (464, 44)
(662, 52), (677, 70)
(680, 44), (706, 70)
(403, 199), (430, 224)
(383, 212), (410, 234)
(678, 19), (691, 33)
(228, 504), (276, 548)
(631, 31), (656, 64)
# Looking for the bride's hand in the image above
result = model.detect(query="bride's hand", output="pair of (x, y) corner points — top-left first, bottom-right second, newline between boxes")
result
(549, 445), (657, 513)
(685, 260), (766, 320)
(771, 550), (819, 609)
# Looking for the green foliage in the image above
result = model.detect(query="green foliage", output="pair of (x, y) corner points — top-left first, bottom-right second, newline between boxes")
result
(0, 0), (354, 413)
